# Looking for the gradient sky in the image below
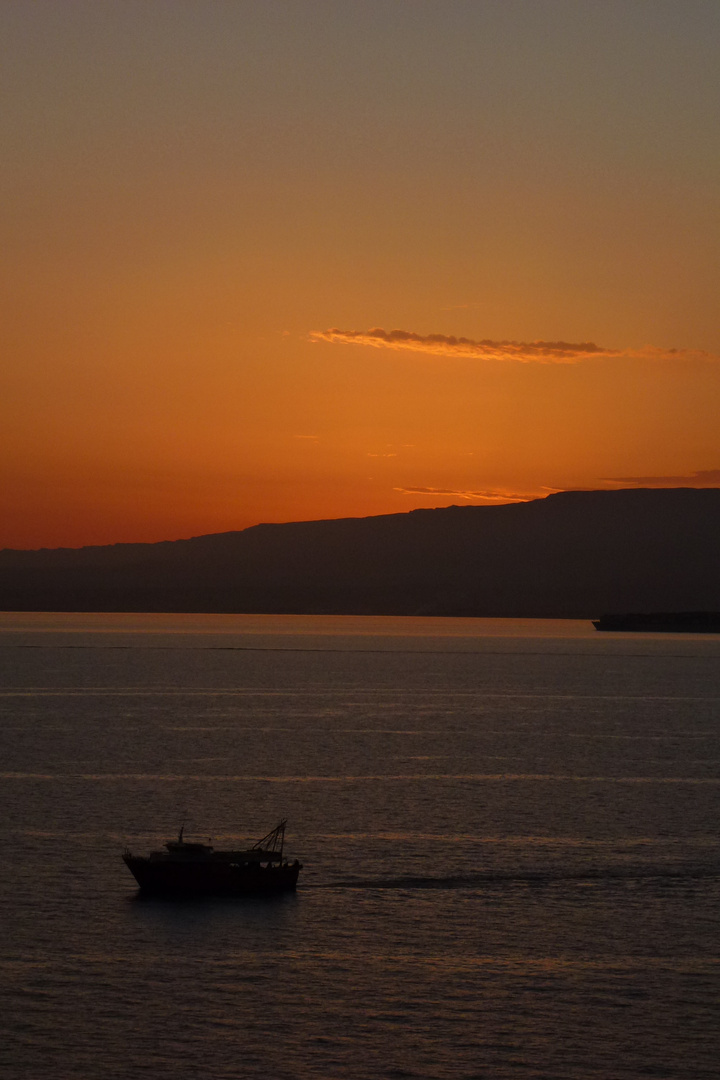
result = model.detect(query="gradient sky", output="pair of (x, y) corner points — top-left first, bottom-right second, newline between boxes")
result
(2, 0), (719, 548)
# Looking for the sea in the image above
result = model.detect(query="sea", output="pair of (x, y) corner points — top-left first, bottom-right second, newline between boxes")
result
(1, 612), (720, 1080)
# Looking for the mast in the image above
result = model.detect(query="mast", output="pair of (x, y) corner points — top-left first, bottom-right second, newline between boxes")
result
(252, 820), (287, 861)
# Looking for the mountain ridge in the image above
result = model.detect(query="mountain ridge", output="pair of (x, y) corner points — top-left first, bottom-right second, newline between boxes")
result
(2, 488), (719, 617)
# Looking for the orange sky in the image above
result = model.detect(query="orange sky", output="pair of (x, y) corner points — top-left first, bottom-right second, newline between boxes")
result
(2, 1), (719, 549)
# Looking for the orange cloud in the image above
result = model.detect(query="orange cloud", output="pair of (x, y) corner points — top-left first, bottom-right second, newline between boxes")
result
(310, 328), (715, 364)
(394, 485), (545, 504)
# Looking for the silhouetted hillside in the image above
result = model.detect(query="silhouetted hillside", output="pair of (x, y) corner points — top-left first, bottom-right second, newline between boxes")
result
(1, 488), (719, 617)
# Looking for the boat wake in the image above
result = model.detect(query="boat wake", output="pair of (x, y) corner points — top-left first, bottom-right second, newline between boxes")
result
(309, 865), (720, 891)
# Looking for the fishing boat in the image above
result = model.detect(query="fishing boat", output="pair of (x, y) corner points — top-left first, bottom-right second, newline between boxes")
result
(123, 820), (302, 895)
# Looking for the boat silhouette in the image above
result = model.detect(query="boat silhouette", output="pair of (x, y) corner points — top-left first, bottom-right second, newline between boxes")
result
(123, 820), (302, 895)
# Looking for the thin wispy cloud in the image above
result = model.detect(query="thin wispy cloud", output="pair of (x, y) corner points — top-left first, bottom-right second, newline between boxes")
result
(310, 328), (714, 364)
(603, 469), (720, 487)
(394, 485), (545, 504)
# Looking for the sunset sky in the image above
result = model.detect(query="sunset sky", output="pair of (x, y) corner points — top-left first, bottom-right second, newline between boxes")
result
(2, 0), (719, 549)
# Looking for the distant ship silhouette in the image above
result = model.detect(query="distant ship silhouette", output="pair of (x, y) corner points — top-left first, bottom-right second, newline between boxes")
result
(593, 612), (720, 632)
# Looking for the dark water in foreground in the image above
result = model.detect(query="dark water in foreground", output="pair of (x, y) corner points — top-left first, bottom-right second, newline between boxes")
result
(2, 614), (720, 1079)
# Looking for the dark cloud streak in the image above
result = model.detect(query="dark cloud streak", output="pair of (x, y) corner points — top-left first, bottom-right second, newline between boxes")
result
(603, 469), (720, 487)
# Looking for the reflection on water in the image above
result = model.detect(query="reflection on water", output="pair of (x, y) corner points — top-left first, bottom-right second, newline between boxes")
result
(1, 614), (719, 1079)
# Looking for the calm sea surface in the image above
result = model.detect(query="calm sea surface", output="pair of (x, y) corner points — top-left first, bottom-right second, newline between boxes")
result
(2, 613), (720, 1079)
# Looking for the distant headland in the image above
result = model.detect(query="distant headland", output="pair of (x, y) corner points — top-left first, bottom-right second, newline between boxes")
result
(1, 488), (719, 618)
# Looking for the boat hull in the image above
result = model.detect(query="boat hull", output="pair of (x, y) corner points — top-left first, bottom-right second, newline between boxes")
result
(123, 855), (301, 896)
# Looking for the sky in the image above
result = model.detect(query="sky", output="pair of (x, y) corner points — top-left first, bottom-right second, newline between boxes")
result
(2, 0), (719, 549)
